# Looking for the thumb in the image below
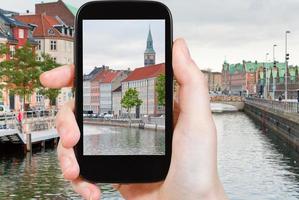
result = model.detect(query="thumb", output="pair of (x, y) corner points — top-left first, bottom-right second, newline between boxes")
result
(172, 38), (212, 128)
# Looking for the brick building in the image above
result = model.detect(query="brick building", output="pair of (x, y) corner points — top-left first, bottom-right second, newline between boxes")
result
(35, 0), (77, 27)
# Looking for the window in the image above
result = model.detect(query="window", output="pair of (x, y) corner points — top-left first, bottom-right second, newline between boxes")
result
(9, 45), (15, 59)
(19, 29), (24, 39)
(50, 40), (57, 51)
(37, 40), (41, 50)
(52, 57), (57, 62)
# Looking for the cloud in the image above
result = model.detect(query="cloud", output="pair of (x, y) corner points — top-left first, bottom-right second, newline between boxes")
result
(2, 0), (299, 71)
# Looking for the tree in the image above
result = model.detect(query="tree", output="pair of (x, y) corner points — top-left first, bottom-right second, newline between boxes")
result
(0, 43), (60, 111)
(0, 43), (41, 111)
(155, 74), (165, 106)
(121, 88), (142, 119)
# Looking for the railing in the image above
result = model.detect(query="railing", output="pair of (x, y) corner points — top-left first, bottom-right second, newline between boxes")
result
(245, 97), (299, 114)
(0, 110), (57, 132)
(210, 95), (245, 102)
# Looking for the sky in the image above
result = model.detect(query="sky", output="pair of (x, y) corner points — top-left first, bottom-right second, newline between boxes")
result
(2, 0), (299, 72)
(83, 20), (165, 74)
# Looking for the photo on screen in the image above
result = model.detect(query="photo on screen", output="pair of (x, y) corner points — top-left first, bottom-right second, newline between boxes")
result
(82, 20), (165, 155)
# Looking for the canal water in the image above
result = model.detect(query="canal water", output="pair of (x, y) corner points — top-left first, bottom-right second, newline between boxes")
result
(0, 112), (298, 199)
(83, 125), (165, 155)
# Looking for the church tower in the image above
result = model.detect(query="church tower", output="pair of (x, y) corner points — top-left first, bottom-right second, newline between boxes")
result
(144, 26), (156, 66)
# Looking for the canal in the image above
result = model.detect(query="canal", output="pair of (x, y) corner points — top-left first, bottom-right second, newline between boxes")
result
(0, 112), (299, 199)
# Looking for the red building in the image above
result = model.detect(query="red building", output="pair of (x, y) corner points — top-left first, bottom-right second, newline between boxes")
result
(0, 10), (37, 110)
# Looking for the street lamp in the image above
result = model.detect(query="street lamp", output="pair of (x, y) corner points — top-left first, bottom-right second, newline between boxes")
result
(265, 53), (269, 99)
(273, 44), (277, 99)
(285, 30), (291, 100)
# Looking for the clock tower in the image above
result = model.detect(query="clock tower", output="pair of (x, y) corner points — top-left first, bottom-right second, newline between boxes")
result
(144, 26), (156, 66)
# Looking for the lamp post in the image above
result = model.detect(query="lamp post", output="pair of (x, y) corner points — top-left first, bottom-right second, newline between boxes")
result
(273, 44), (277, 99)
(285, 30), (291, 100)
(265, 53), (269, 99)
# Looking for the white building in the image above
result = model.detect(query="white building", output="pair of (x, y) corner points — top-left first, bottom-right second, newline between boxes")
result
(112, 86), (122, 117)
(16, 13), (74, 109)
(121, 63), (165, 116)
(99, 71), (129, 114)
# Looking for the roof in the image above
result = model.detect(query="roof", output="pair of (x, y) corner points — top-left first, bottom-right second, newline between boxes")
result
(123, 63), (165, 82)
(36, 0), (78, 16)
(100, 71), (120, 83)
(15, 14), (71, 38)
(0, 8), (19, 17)
(84, 66), (107, 81)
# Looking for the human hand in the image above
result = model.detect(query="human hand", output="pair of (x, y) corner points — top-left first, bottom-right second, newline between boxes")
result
(40, 38), (227, 200)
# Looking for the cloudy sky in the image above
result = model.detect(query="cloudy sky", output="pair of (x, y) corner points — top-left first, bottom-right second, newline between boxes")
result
(2, 0), (299, 72)
(83, 20), (165, 74)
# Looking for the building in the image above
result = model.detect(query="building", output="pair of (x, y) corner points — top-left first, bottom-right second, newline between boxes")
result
(121, 63), (165, 117)
(222, 61), (299, 99)
(144, 27), (155, 66)
(35, 0), (77, 27)
(15, 13), (74, 65)
(112, 86), (122, 117)
(0, 11), (38, 110)
(99, 71), (129, 114)
(202, 69), (222, 92)
(16, 13), (75, 108)
(83, 66), (106, 112)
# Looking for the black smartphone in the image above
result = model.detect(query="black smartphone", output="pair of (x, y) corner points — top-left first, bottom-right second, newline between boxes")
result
(74, 1), (173, 183)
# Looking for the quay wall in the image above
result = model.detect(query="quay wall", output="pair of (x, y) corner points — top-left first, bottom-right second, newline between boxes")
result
(84, 118), (165, 131)
(244, 103), (299, 152)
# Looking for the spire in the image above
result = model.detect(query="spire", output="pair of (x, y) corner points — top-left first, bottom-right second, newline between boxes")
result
(145, 25), (155, 54)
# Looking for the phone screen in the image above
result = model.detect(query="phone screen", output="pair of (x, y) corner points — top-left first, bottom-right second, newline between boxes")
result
(82, 20), (166, 155)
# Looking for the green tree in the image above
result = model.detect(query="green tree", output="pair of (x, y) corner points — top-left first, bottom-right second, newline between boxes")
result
(0, 43), (41, 110)
(121, 88), (142, 119)
(0, 43), (60, 111)
(155, 74), (165, 106)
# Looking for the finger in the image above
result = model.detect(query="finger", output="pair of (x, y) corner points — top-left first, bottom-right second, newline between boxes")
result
(56, 100), (80, 148)
(71, 178), (101, 200)
(57, 141), (80, 180)
(40, 64), (75, 88)
(172, 38), (212, 128)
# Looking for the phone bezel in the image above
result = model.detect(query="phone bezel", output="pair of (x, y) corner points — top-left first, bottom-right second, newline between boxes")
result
(74, 0), (173, 183)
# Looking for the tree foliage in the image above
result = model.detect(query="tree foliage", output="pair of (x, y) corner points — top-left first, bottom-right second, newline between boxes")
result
(121, 88), (142, 118)
(155, 74), (165, 106)
(0, 43), (60, 110)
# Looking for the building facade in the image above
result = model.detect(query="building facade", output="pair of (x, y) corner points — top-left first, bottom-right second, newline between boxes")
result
(16, 13), (74, 109)
(99, 71), (129, 114)
(112, 86), (122, 117)
(121, 63), (165, 117)
(0, 11), (38, 111)
(202, 70), (222, 92)
(222, 61), (299, 99)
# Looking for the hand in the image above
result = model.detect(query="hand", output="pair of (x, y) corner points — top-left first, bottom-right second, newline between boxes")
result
(40, 38), (228, 200)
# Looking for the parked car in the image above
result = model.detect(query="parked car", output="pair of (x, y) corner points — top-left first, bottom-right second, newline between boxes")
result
(104, 113), (113, 119)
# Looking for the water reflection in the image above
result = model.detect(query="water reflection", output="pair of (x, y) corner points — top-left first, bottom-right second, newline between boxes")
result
(83, 125), (165, 155)
(0, 112), (298, 199)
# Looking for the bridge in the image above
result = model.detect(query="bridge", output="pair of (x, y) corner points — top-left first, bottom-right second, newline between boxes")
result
(210, 95), (245, 112)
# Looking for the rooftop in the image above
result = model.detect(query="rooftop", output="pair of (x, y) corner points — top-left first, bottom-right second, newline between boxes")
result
(123, 63), (165, 82)
(15, 14), (72, 38)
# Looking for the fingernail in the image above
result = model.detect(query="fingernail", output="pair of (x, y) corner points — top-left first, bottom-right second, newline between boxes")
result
(89, 192), (94, 200)
(180, 39), (191, 59)
(61, 156), (72, 172)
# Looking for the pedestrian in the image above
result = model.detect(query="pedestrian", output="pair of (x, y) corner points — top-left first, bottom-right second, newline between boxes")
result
(279, 95), (282, 102)
(40, 39), (228, 200)
(17, 109), (23, 133)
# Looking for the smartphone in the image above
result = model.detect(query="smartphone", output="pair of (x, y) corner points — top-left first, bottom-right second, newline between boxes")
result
(74, 1), (173, 183)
